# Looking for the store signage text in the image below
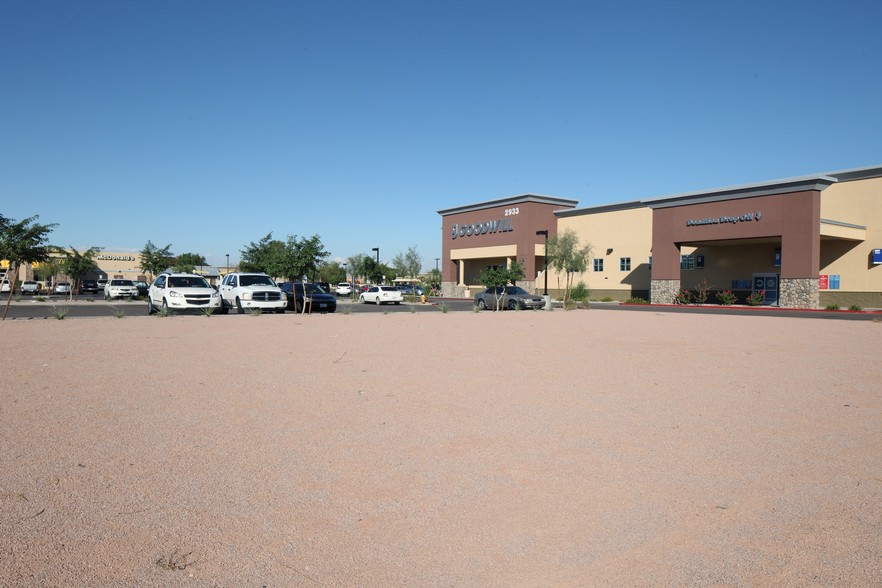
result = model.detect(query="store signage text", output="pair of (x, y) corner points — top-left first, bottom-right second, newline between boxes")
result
(686, 212), (762, 227)
(451, 218), (513, 240)
(97, 255), (136, 261)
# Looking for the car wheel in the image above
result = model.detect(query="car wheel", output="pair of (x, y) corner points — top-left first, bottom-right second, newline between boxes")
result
(104, 294), (110, 301)
(219, 298), (229, 314)
(394, 301), (400, 305)
(478, 298), (487, 310)
(375, 297), (381, 305)
(359, 295), (366, 304)
(161, 299), (169, 313)
(235, 297), (244, 314)
(147, 297), (155, 315)
(507, 299), (518, 311)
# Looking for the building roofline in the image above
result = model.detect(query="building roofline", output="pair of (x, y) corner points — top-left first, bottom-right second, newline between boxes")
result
(437, 194), (579, 216)
(555, 199), (646, 217)
(821, 163), (882, 182)
(642, 175), (838, 209)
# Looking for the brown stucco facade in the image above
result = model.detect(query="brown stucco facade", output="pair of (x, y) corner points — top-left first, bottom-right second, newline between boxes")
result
(437, 195), (578, 297)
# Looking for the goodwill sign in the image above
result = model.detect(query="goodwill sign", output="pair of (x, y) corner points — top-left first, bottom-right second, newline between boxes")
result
(451, 218), (514, 239)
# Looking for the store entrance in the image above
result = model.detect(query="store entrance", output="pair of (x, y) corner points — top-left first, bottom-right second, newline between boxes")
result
(752, 273), (780, 305)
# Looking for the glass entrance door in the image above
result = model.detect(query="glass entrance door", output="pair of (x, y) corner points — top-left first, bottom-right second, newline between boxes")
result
(752, 273), (779, 305)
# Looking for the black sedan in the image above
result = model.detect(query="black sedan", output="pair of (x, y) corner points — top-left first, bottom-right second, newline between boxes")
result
(278, 282), (337, 313)
(474, 286), (545, 310)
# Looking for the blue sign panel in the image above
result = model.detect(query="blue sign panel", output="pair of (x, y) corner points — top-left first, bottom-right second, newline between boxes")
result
(774, 249), (781, 267)
(829, 275), (840, 289)
(874, 249), (882, 264)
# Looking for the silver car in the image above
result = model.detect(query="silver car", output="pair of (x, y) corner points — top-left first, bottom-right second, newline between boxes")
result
(474, 286), (544, 310)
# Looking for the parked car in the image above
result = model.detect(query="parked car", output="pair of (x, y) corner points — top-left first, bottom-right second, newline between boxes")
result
(335, 282), (353, 297)
(218, 272), (287, 314)
(474, 286), (545, 310)
(1, 279), (11, 293)
(147, 272), (222, 314)
(278, 282), (337, 313)
(21, 281), (40, 295)
(359, 285), (403, 305)
(133, 280), (149, 297)
(53, 282), (71, 295)
(96, 278), (108, 291)
(104, 279), (139, 300)
(79, 279), (99, 294)
(397, 284), (425, 296)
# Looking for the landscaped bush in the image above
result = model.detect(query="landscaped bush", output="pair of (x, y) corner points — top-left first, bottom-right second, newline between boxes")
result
(746, 290), (765, 306)
(716, 290), (737, 305)
(570, 281), (590, 301)
(826, 304), (840, 310)
(625, 297), (649, 304)
(849, 304), (862, 311)
(673, 290), (692, 305)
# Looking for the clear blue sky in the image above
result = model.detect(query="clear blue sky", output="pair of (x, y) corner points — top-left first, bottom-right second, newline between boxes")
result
(2, 1), (880, 269)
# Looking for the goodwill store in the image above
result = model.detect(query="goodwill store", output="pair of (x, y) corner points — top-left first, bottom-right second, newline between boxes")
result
(438, 164), (882, 309)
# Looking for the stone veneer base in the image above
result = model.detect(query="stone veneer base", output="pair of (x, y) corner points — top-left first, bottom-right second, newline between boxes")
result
(651, 279), (680, 305)
(779, 277), (819, 309)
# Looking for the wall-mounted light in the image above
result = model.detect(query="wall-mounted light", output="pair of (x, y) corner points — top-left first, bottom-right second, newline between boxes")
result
(606, 248), (613, 255)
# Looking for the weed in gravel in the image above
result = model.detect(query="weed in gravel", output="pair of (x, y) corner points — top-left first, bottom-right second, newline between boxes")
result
(199, 306), (215, 317)
(113, 310), (125, 319)
(438, 303), (449, 313)
(340, 305), (352, 315)
(248, 308), (263, 316)
(49, 306), (69, 320)
(155, 548), (195, 571)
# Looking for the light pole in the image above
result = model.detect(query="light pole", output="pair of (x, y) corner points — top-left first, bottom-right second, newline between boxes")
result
(536, 230), (548, 296)
(371, 247), (379, 283)
(225, 254), (229, 276)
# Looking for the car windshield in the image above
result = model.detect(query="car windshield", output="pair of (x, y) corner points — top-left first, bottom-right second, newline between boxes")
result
(168, 276), (210, 288)
(111, 280), (134, 286)
(505, 287), (530, 296)
(240, 275), (275, 287)
(309, 284), (326, 294)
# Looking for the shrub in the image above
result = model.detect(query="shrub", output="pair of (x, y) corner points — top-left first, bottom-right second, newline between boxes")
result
(849, 304), (862, 311)
(694, 279), (711, 304)
(570, 281), (590, 301)
(438, 303), (449, 314)
(113, 310), (125, 319)
(625, 297), (649, 304)
(199, 306), (215, 317)
(601, 296), (614, 302)
(673, 290), (692, 305)
(716, 290), (737, 305)
(49, 306), (69, 320)
(746, 290), (765, 306)
(826, 304), (840, 310)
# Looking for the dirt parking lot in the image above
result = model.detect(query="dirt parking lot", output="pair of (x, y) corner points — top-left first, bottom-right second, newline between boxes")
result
(2, 310), (881, 586)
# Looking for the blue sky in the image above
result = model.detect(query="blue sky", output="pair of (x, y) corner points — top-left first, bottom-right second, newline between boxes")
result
(2, 1), (880, 269)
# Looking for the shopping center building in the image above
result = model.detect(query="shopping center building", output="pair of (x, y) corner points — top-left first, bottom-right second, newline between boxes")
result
(438, 164), (882, 308)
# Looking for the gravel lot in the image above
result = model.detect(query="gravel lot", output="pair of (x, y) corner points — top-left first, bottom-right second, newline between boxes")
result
(2, 310), (881, 586)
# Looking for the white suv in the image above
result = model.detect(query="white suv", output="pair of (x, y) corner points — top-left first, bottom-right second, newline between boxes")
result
(104, 279), (139, 300)
(148, 273), (221, 314)
(219, 272), (286, 314)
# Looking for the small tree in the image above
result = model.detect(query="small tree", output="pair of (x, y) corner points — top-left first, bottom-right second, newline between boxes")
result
(140, 241), (174, 281)
(61, 246), (100, 301)
(546, 229), (593, 306)
(392, 245), (423, 278)
(0, 214), (58, 320)
(478, 260), (526, 311)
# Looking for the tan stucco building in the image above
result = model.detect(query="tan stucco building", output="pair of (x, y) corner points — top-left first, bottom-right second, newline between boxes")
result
(439, 164), (882, 308)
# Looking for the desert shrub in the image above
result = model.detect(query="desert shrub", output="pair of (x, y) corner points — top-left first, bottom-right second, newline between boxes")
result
(673, 290), (692, 305)
(625, 297), (649, 304)
(570, 281), (590, 301)
(746, 290), (765, 306)
(716, 290), (737, 305)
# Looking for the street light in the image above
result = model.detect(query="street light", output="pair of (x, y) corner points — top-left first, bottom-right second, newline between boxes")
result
(225, 254), (229, 276)
(371, 247), (379, 283)
(536, 230), (548, 296)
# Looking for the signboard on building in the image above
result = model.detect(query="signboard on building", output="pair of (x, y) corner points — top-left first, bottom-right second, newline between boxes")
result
(819, 275), (829, 290)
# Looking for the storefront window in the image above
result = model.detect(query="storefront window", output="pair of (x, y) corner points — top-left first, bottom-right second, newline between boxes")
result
(680, 255), (695, 270)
